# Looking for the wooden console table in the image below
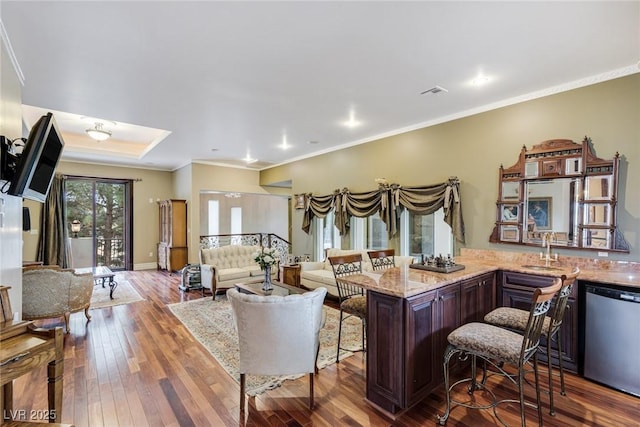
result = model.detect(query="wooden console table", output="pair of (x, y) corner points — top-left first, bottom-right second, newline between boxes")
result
(280, 264), (301, 287)
(0, 286), (65, 425)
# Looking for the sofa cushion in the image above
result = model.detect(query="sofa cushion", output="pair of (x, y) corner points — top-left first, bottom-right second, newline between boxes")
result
(200, 245), (262, 269)
(218, 268), (251, 282)
(243, 265), (264, 277)
(301, 269), (338, 287)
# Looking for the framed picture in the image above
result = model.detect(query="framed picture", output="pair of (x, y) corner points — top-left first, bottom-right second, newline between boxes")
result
(294, 194), (306, 210)
(501, 204), (519, 223)
(500, 225), (519, 242)
(527, 197), (551, 230)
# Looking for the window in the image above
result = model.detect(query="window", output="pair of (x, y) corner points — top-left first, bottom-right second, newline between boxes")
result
(350, 213), (386, 250)
(208, 200), (219, 235)
(314, 207), (453, 259)
(314, 211), (340, 260)
(230, 206), (242, 244)
(400, 207), (452, 258)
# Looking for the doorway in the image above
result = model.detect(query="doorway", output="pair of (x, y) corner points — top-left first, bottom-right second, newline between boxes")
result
(65, 177), (133, 270)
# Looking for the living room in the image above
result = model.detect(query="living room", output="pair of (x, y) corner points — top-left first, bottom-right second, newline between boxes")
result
(1, 2), (639, 426)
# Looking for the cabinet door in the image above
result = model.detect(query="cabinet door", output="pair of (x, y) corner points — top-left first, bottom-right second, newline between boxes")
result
(460, 273), (496, 324)
(405, 290), (438, 407)
(434, 284), (461, 384)
(367, 291), (405, 411)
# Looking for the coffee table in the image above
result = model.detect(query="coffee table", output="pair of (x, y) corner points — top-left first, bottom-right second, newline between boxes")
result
(76, 266), (118, 299)
(234, 281), (305, 297)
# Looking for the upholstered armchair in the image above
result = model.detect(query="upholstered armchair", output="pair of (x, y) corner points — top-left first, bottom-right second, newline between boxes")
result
(226, 286), (327, 411)
(22, 267), (94, 333)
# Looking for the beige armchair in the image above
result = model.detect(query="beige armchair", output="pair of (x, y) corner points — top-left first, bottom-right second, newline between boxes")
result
(22, 267), (94, 333)
(227, 286), (327, 411)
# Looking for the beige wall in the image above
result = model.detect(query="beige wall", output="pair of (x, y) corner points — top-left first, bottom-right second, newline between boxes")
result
(22, 162), (174, 270)
(262, 74), (640, 262)
(0, 39), (25, 311)
(185, 163), (290, 263)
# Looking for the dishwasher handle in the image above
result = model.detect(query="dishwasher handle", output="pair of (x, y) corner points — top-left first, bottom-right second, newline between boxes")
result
(586, 285), (640, 303)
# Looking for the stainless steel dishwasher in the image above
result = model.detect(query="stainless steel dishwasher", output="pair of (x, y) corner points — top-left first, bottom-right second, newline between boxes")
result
(584, 284), (640, 397)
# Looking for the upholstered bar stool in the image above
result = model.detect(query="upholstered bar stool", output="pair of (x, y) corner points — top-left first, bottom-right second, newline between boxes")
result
(438, 278), (562, 427)
(367, 249), (396, 270)
(483, 268), (579, 416)
(329, 253), (367, 363)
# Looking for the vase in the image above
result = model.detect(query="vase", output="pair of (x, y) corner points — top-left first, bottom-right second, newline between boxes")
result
(262, 265), (273, 292)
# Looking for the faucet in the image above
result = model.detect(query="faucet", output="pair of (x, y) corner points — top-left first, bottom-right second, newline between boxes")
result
(540, 232), (558, 267)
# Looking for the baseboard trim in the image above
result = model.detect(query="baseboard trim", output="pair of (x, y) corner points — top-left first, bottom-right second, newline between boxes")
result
(134, 262), (157, 271)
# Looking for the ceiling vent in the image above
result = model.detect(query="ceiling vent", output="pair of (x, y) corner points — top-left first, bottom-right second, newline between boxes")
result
(420, 85), (448, 95)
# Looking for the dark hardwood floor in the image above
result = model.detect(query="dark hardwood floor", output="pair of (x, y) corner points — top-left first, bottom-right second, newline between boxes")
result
(10, 270), (639, 426)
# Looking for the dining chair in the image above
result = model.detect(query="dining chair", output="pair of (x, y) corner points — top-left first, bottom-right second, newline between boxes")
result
(227, 286), (327, 411)
(367, 249), (396, 270)
(483, 268), (579, 415)
(437, 278), (562, 427)
(328, 253), (366, 363)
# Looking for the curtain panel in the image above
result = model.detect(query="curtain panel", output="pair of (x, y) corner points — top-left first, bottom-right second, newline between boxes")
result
(37, 174), (72, 267)
(301, 177), (465, 243)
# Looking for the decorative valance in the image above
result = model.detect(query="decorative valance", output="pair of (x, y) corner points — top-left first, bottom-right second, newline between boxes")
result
(301, 176), (465, 243)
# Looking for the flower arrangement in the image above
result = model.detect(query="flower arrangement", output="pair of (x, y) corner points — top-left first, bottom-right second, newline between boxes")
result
(253, 247), (278, 270)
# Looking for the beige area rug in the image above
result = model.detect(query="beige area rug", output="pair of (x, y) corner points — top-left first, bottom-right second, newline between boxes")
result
(90, 278), (144, 309)
(168, 297), (364, 396)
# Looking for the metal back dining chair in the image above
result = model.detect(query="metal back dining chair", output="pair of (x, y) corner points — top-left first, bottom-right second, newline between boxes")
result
(329, 253), (366, 363)
(483, 268), (579, 415)
(367, 249), (396, 270)
(438, 278), (562, 427)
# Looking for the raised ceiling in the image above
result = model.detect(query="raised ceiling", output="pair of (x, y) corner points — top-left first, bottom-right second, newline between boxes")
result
(1, 1), (638, 171)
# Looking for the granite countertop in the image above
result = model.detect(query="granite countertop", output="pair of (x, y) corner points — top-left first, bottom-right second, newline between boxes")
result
(342, 251), (639, 299)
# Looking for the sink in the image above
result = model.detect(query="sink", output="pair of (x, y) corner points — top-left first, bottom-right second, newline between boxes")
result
(521, 264), (563, 271)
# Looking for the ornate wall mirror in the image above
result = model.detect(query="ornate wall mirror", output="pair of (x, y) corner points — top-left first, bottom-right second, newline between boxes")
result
(489, 137), (629, 252)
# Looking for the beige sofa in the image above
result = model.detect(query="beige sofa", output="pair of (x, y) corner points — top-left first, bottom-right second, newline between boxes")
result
(22, 266), (94, 333)
(299, 248), (415, 297)
(199, 245), (278, 299)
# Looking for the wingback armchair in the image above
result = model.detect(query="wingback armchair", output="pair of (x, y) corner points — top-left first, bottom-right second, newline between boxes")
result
(22, 267), (94, 333)
(227, 286), (327, 411)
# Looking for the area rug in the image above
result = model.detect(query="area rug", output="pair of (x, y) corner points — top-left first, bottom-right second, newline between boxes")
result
(90, 279), (144, 309)
(168, 297), (363, 396)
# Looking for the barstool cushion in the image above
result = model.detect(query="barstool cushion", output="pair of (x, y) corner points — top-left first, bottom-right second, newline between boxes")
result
(484, 307), (552, 336)
(448, 322), (524, 364)
(341, 295), (367, 318)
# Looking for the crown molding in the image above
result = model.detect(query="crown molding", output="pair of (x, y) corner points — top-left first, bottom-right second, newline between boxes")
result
(0, 18), (25, 86)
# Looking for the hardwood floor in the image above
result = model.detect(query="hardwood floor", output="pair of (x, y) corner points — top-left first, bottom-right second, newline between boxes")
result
(9, 270), (639, 426)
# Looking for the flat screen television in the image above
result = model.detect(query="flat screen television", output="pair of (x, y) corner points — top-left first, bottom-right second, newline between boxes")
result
(8, 112), (65, 202)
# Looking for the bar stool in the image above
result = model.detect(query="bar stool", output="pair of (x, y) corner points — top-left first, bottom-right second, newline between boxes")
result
(484, 268), (579, 416)
(329, 253), (366, 363)
(437, 278), (562, 427)
(367, 249), (396, 270)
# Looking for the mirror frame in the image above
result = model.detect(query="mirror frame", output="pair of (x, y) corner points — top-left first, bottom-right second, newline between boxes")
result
(489, 137), (629, 253)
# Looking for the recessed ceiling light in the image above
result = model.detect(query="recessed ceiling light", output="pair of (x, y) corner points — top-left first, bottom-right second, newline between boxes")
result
(471, 75), (491, 86)
(308, 140), (320, 145)
(343, 110), (362, 128)
(280, 135), (290, 149)
(211, 148), (219, 152)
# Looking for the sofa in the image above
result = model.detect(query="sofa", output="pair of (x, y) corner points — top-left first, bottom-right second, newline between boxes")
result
(22, 266), (94, 333)
(199, 245), (278, 299)
(299, 248), (416, 297)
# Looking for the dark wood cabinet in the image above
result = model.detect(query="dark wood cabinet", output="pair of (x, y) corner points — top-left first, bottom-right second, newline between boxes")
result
(280, 264), (301, 287)
(460, 272), (496, 324)
(498, 271), (578, 372)
(366, 272), (497, 416)
(157, 199), (188, 273)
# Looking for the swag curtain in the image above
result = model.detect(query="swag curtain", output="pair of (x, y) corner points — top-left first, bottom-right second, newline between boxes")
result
(37, 174), (71, 268)
(301, 177), (465, 244)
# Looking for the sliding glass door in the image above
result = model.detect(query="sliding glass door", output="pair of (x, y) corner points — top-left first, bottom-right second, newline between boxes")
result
(65, 177), (133, 270)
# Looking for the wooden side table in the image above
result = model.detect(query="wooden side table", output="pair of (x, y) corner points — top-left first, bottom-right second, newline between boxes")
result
(280, 264), (301, 288)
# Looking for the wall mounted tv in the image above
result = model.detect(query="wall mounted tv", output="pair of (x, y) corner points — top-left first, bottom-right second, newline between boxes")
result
(8, 112), (65, 202)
